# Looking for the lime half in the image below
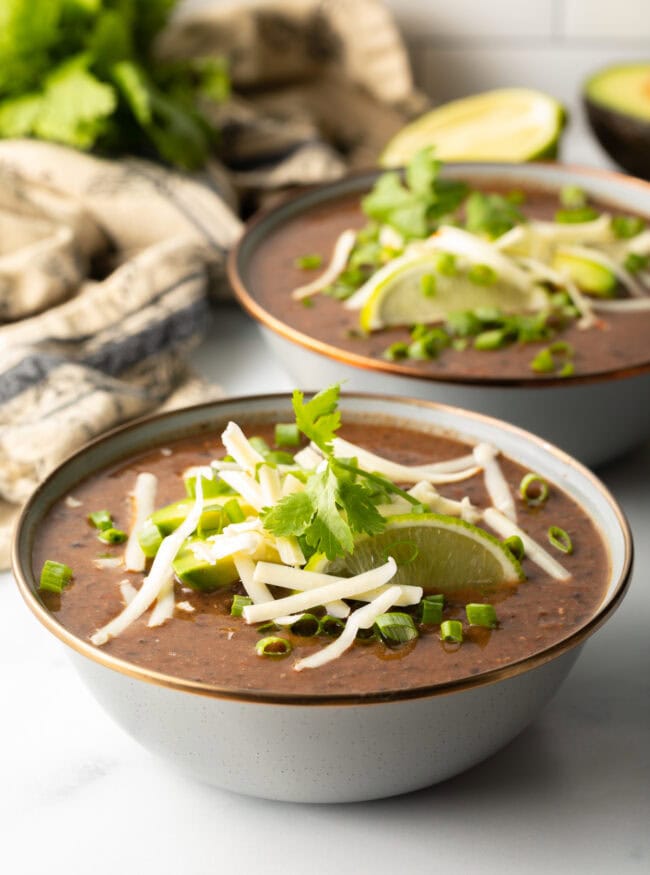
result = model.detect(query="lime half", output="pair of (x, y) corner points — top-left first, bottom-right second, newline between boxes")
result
(327, 513), (524, 596)
(359, 254), (544, 331)
(381, 88), (565, 167)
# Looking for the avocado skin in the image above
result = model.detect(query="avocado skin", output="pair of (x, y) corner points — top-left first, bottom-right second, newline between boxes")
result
(584, 98), (650, 181)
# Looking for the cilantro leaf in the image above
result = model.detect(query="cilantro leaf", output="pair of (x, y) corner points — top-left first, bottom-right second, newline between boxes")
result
(260, 491), (314, 538)
(337, 478), (385, 537)
(362, 148), (467, 239)
(464, 191), (525, 239)
(0, 0), (228, 169)
(292, 385), (341, 453)
(33, 55), (117, 149)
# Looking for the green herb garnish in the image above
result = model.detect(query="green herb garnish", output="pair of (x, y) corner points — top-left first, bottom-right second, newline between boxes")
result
(464, 191), (525, 239)
(0, 0), (229, 169)
(361, 148), (467, 239)
(294, 254), (323, 270)
(262, 385), (393, 560)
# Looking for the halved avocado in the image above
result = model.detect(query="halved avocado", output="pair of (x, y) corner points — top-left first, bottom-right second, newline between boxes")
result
(584, 63), (650, 180)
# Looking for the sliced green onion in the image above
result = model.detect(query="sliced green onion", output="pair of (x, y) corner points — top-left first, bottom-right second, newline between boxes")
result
(434, 251), (458, 276)
(440, 619), (463, 643)
(468, 264), (498, 286)
(294, 253), (323, 270)
(502, 535), (525, 561)
(319, 615), (345, 637)
(465, 603), (498, 628)
(624, 252), (649, 274)
(611, 215), (645, 239)
(355, 627), (378, 643)
(230, 594), (253, 617)
(137, 520), (163, 558)
(97, 527), (127, 544)
(420, 273), (437, 297)
(419, 594), (444, 625)
(224, 498), (245, 524)
(474, 328), (508, 351)
(530, 341), (573, 376)
(265, 451), (296, 465)
(383, 341), (410, 361)
(445, 310), (482, 337)
(560, 185), (587, 209)
(290, 613), (321, 637)
(88, 510), (113, 531)
(255, 636), (292, 658)
(519, 472), (550, 506)
(374, 612), (418, 645)
(275, 422), (300, 447)
(558, 361), (575, 377)
(39, 560), (73, 594)
(249, 436), (271, 457)
(257, 621), (279, 635)
(530, 347), (555, 373)
(554, 207), (600, 224)
(548, 526), (573, 554)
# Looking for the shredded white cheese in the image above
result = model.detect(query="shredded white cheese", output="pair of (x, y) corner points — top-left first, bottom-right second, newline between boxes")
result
(483, 506), (571, 581)
(221, 421), (265, 473)
(64, 495), (83, 508)
(291, 229), (357, 300)
(148, 576), (175, 627)
(90, 477), (205, 646)
(234, 555), (274, 604)
(217, 470), (264, 511)
(473, 443), (516, 522)
(243, 558), (398, 624)
(124, 472), (158, 572)
(119, 579), (137, 605)
(176, 600), (195, 613)
(407, 480), (481, 523)
(293, 586), (402, 671)
(330, 437), (480, 484)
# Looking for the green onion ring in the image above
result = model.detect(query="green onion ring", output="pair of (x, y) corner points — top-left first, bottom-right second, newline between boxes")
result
(548, 526), (573, 555)
(519, 472), (550, 506)
(255, 636), (292, 658)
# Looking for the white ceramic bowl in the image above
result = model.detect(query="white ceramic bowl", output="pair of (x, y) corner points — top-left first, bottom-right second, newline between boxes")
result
(13, 394), (633, 803)
(229, 163), (650, 467)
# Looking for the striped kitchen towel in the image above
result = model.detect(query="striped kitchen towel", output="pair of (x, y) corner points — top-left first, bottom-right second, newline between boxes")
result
(0, 0), (421, 567)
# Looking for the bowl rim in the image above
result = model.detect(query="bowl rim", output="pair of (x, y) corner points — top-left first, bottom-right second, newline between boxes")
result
(228, 161), (650, 389)
(12, 390), (634, 707)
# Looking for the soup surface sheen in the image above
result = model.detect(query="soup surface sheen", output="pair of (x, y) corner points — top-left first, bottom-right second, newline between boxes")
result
(35, 420), (610, 698)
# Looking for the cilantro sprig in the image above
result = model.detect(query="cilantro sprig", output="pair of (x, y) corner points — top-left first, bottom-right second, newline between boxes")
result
(261, 385), (416, 560)
(361, 149), (467, 239)
(0, 0), (229, 169)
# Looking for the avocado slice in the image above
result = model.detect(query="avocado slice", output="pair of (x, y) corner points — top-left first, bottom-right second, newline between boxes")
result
(172, 538), (239, 592)
(552, 250), (617, 297)
(584, 63), (650, 180)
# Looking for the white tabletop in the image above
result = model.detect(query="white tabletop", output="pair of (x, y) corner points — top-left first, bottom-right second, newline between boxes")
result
(2, 130), (649, 874)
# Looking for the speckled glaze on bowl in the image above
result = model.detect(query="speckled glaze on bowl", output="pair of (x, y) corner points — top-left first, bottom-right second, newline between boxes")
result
(13, 394), (633, 803)
(229, 163), (650, 467)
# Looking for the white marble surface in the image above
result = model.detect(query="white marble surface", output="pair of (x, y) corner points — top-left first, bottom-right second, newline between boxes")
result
(2, 134), (649, 872)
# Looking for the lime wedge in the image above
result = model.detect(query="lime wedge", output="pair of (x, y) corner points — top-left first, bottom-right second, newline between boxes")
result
(326, 513), (524, 597)
(359, 253), (543, 331)
(381, 88), (565, 167)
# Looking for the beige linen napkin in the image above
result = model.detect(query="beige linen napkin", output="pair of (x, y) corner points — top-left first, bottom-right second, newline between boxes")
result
(0, 0), (421, 568)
